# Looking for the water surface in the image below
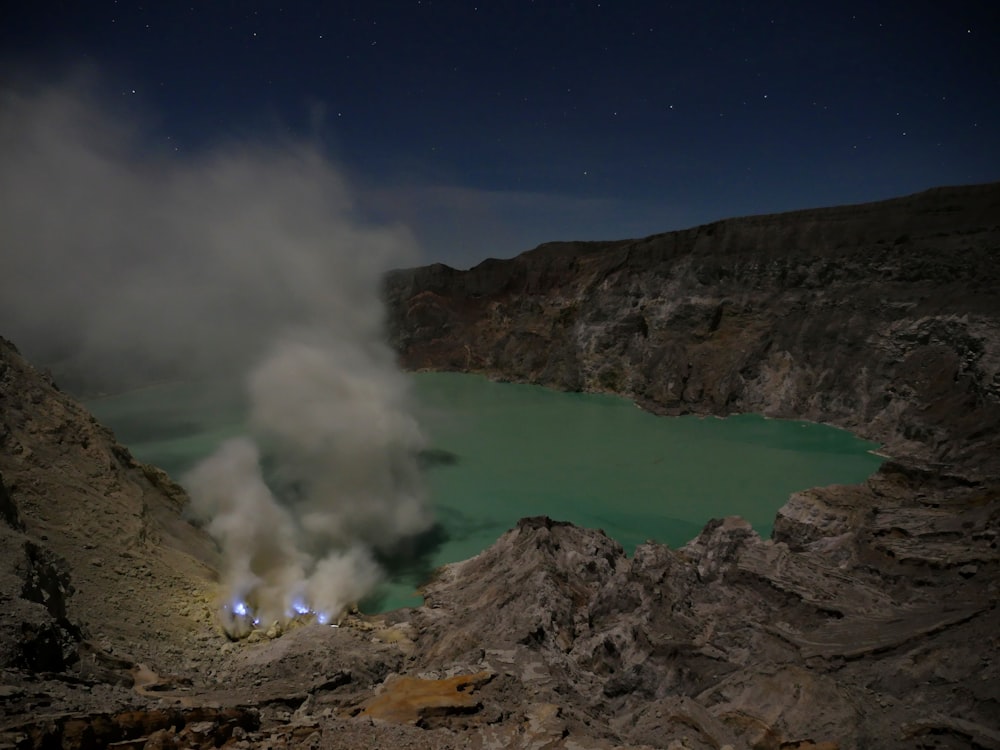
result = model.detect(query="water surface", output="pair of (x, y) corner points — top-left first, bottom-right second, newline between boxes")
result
(88, 372), (883, 610)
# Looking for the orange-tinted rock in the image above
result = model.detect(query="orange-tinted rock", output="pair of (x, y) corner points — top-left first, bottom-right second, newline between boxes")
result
(359, 671), (493, 725)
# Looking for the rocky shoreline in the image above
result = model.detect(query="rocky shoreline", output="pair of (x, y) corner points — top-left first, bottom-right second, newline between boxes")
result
(386, 182), (1000, 478)
(2, 183), (999, 748)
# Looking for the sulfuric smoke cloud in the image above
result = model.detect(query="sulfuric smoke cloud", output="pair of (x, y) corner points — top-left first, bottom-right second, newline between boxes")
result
(0, 75), (433, 634)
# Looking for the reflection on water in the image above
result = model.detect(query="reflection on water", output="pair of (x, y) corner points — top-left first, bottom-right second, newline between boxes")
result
(87, 372), (884, 611)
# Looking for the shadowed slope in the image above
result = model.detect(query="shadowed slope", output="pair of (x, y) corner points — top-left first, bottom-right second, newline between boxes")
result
(386, 182), (1000, 477)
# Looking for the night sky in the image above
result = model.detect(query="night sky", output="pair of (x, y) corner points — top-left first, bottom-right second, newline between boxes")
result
(4, 1), (998, 268)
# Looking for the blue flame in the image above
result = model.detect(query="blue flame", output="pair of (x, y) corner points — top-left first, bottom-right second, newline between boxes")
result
(291, 598), (311, 616)
(233, 600), (249, 617)
(316, 612), (329, 625)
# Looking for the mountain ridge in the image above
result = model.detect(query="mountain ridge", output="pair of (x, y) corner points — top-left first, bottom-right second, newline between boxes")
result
(1, 182), (998, 748)
(386, 180), (1000, 478)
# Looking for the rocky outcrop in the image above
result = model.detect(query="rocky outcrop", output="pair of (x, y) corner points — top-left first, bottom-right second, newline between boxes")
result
(2, 183), (998, 748)
(358, 671), (494, 725)
(4, 496), (994, 748)
(0, 525), (80, 673)
(0, 334), (226, 742)
(376, 182), (1000, 747)
(386, 182), (1000, 477)
(4, 706), (260, 750)
(405, 506), (999, 748)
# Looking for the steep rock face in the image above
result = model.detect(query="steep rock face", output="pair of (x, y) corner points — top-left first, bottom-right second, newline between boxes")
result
(0, 519), (80, 672)
(410, 504), (999, 749)
(0, 336), (219, 672)
(2, 183), (999, 748)
(376, 183), (1000, 747)
(386, 182), (1000, 476)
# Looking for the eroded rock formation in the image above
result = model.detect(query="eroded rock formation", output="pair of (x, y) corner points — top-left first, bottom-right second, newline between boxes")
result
(2, 183), (998, 748)
(386, 182), (1000, 477)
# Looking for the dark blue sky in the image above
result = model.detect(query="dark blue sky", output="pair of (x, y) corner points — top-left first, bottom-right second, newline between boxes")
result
(4, 1), (998, 268)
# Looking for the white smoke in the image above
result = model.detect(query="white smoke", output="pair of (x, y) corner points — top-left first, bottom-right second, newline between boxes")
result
(187, 334), (432, 633)
(0, 75), (433, 634)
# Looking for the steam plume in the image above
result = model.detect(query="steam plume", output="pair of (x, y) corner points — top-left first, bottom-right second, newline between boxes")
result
(0, 76), (432, 633)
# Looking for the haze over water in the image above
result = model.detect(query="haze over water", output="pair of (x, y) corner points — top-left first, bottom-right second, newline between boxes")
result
(88, 372), (883, 611)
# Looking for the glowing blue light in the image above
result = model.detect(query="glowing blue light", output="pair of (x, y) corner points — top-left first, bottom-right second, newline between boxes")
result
(292, 599), (310, 615)
(316, 612), (329, 625)
(233, 601), (249, 617)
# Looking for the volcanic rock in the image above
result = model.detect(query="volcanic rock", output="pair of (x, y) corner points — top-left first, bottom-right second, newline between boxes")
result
(2, 183), (999, 748)
(385, 182), (1000, 478)
(358, 671), (493, 725)
(0, 336), (220, 671)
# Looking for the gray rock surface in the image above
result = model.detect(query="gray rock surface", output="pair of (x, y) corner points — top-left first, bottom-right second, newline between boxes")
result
(2, 183), (999, 748)
(385, 182), (1000, 477)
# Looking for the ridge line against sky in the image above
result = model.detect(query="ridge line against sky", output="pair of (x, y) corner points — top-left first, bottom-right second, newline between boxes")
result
(3, 0), (998, 269)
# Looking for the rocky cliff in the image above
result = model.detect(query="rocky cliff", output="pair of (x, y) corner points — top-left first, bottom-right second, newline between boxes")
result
(386, 182), (1000, 478)
(1, 184), (998, 749)
(0, 337), (221, 668)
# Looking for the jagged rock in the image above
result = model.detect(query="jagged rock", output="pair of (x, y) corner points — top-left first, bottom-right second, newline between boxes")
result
(2, 184), (999, 748)
(358, 671), (493, 725)
(386, 182), (1000, 478)
(374, 183), (1000, 746)
(0, 471), (22, 530)
(405, 508), (999, 749)
(0, 335), (220, 673)
(0, 526), (81, 671)
(4, 706), (260, 750)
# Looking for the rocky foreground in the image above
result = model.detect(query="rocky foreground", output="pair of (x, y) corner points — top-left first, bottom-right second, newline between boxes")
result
(2, 183), (1000, 748)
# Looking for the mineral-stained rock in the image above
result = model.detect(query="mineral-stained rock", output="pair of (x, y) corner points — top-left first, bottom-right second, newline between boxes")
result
(377, 183), (1000, 748)
(385, 182), (1000, 478)
(2, 184), (999, 748)
(0, 335), (220, 672)
(407, 504), (998, 749)
(358, 671), (493, 725)
(5, 706), (260, 750)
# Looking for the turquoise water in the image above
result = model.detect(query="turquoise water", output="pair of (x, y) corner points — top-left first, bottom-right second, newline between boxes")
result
(87, 372), (883, 611)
